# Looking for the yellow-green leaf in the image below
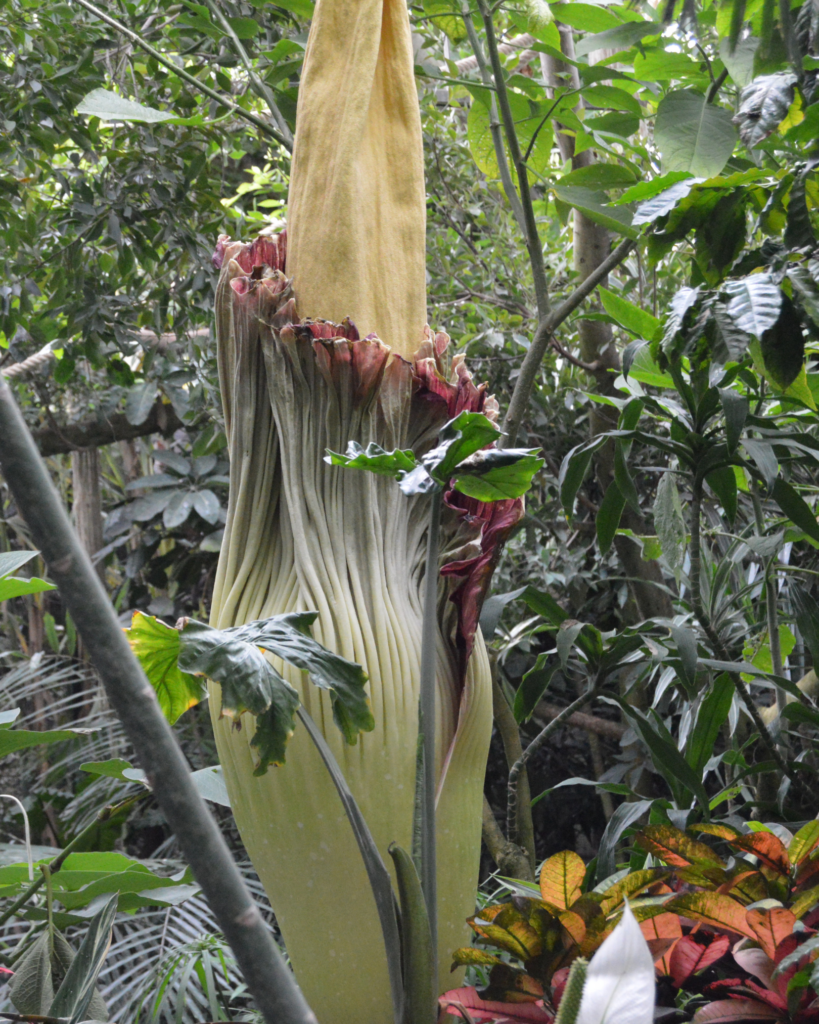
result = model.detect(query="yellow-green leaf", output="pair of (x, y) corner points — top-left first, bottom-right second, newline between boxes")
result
(125, 612), (206, 724)
(539, 850), (586, 910)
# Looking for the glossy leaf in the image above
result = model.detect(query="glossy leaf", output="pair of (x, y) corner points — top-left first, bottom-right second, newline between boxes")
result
(453, 450), (544, 501)
(635, 825), (723, 868)
(669, 934), (731, 987)
(745, 907), (796, 959)
(723, 273), (782, 338)
(599, 287), (659, 340)
(514, 654), (559, 724)
(540, 850), (586, 911)
(727, 831), (790, 875)
(665, 892), (756, 937)
(788, 820), (819, 866)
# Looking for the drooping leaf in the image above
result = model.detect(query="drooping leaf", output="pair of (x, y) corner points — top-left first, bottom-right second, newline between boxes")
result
(599, 288), (660, 340)
(514, 654), (559, 724)
(722, 273), (782, 338)
(597, 480), (626, 556)
(552, 185), (637, 238)
(228, 614), (373, 742)
(745, 907), (796, 959)
(790, 585), (819, 665)
(597, 800), (653, 880)
(719, 389), (748, 453)
(726, 831), (790, 875)
(669, 934), (731, 987)
(733, 72), (798, 147)
(125, 612), (206, 725)
(654, 90), (737, 177)
(653, 472), (686, 580)
(539, 850), (586, 911)
(771, 478), (819, 544)
(706, 465), (738, 525)
(686, 675), (735, 775)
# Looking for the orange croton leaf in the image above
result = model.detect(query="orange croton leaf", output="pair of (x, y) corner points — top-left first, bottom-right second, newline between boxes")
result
(468, 905), (544, 962)
(788, 820), (819, 867)
(665, 892), (756, 938)
(558, 909), (586, 946)
(726, 871), (769, 905)
(745, 907), (797, 960)
(539, 850), (586, 911)
(636, 824), (725, 868)
(640, 912), (683, 975)
(727, 831), (790, 876)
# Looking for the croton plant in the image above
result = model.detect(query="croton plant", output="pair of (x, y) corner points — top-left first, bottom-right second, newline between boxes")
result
(438, 822), (819, 1022)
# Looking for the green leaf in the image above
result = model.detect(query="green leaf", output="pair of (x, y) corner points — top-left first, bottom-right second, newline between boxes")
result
(424, 410), (502, 484)
(514, 654), (559, 723)
(0, 721), (96, 758)
(734, 72), (797, 147)
(772, 479), (819, 544)
(654, 90), (737, 177)
(596, 799), (654, 880)
(707, 464), (738, 524)
(599, 287), (659, 339)
(228, 614), (374, 743)
(686, 674), (734, 774)
(178, 619), (300, 771)
(50, 894), (117, 1024)
(654, 472), (686, 580)
(574, 20), (661, 56)
(271, 0), (314, 16)
(325, 442), (417, 477)
(76, 88), (176, 123)
(719, 389), (748, 453)
(597, 480), (626, 556)
(80, 759), (148, 786)
(723, 272), (782, 337)
(467, 91), (553, 181)
(557, 164), (637, 189)
(0, 576), (56, 601)
(669, 624), (698, 695)
(227, 15), (260, 37)
(0, 550), (38, 576)
(552, 185), (637, 238)
(559, 435), (608, 511)
(520, 586), (569, 626)
(551, 2), (621, 31)
(619, 171), (695, 207)
(9, 930), (105, 1020)
(125, 612), (206, 725)
(790, 585), (819, 665)
(719, 36), (759, 88)
(452, 451), (544, 501)
(633, 49), (708, 82)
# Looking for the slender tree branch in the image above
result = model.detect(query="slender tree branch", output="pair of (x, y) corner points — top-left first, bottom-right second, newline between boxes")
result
(507, 688), (598, 846)
(69, 0), (292, 150)
(481, 796), (533, 880)
(477, 0), (550, 320)
(202, 0), (293, 146)
(491, 673), (535, 874)
(31, 400), (184, 456)
(460, 3), (526, 235)
(502, 237), (637, 444)
(0, 377), (317, 1024)
(706, 68), (729, 103)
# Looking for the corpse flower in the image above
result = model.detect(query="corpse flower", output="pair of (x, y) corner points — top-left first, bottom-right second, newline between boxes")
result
(205, 0), (528, 1016)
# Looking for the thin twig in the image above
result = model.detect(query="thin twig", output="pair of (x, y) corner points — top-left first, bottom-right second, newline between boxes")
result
(477, 0), (550, 320)
(69, 0), (292, 150)
(202, 0), (293, 146)
(460, 3), (526, 235)
(507, 687), (599, 845)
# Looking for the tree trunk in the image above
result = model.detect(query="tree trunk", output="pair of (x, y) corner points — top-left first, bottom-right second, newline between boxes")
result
(71, 448), (104, 577)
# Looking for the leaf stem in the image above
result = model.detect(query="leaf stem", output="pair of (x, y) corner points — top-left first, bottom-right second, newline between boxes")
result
(69, 0), (292, 150)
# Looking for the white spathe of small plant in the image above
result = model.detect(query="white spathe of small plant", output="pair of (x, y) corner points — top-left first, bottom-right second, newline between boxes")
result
(575, 901), (656, 1024)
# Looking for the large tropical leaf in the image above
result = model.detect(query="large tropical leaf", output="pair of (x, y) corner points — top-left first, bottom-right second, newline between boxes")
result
(654, 90), (737, 176)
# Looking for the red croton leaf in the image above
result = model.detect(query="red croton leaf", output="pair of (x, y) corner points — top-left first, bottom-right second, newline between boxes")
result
(641, 912), (683, 976)
(438, 987), (553, 1023)
(691, 998), (785, 1022)
(728, 832), (791, 876)
(745, 907), (797, 960)
(669, 934), (732, 988)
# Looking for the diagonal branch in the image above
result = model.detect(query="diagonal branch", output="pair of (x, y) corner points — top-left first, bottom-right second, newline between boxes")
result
(202, 0), (293, 146)
(502, 236), (637, 445)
